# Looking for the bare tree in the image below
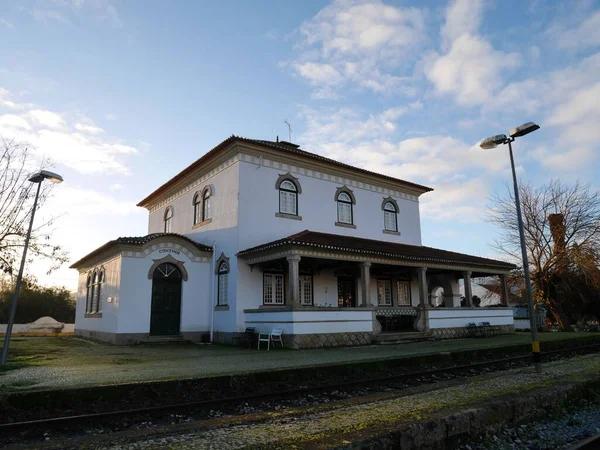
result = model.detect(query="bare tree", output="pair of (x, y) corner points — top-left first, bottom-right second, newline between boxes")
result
(489, 180), (600, 329)
(0, 138), (68, 276)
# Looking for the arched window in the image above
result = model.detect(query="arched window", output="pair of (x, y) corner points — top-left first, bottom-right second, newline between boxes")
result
(383, 201), (398, 232)
(89, 271), (97, 314)
(164, 207), (173, 233)
(193, 192), (201, 225)
(85, 273), (92, 314)
(217, 260), (229, 306)
(279, 180), (298, 215)
(202, 188), (211, 221)
(92, 268), (104, 313)
(336, 192), (353, 225)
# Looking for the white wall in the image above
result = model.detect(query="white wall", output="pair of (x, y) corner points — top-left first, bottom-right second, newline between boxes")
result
(147, 162), (241, 335)
(427, 308), (514, 329)
(74, 256), (122, 334)
(237, 160), (422, 251)
(118, 248), (211, 334)
(244, 310), (374, 335)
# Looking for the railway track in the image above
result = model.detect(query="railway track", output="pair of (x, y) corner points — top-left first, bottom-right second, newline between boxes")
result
(2, 343), (599, 442)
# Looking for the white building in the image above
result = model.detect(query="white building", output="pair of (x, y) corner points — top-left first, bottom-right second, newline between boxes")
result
(71, 137), (515, 347)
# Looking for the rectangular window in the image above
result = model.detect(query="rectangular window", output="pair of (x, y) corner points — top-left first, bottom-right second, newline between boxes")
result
(337, 202), (352, 224)
(279, 191), (297, 215)
(396, 281), (411, 306)
(384, 211), (397, 231)
(299, 275), (313, 305)
(377, 279), (392, 306)
(218, 273), (228, 305)
(264, 273), (285, 305)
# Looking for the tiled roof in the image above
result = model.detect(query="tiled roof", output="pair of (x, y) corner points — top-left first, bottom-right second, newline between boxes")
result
(237, 230), (515, 271)
(137, 136), (433, 207)
(70, 233), (212, 268)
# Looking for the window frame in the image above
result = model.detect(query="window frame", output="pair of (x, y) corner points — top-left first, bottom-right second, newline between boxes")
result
(217, 260), (229, 306)
(278, 179), (298, 216)
(383, 201), (398, 232)
(85, 273), (92, 314)
(263, 272), (285, 305)
(193, 192), (201, 225)
(164, 206), (173, 233)
(202, 187), (211, 222)
(299, 274), (313, 306)
(395, 280), (412, 306)
(377, 278), (393, 306)
(336, 191), (353, 225)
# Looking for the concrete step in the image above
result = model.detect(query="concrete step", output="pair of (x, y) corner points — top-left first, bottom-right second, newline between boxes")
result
(374, 332), (434, 345)
(147, 335), (185, 343)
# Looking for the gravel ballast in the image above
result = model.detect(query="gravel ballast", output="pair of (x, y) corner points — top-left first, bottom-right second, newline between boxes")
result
(460, 402), (600, 450)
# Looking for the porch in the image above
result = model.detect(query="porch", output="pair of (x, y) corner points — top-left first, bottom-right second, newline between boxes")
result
(237, 230), (516, 348)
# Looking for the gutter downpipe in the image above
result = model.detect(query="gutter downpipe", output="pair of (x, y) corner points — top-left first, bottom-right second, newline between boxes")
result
(209, 241), (216, 343)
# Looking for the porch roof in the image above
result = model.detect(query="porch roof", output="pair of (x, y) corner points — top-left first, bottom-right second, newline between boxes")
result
(237, 230), (515, 271)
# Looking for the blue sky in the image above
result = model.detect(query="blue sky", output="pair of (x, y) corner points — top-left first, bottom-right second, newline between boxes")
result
(0, 0), (599, 287)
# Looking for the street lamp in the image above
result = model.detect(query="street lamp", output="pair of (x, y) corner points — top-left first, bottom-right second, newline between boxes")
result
(0, 170), (64, 365)
(480, 122), (541, 374)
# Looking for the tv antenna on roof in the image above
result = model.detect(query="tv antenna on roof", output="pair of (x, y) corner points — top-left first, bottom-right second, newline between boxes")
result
(284, 120), (292, 142)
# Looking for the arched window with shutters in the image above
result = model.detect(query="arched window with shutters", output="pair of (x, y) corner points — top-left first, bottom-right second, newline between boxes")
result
(202, 187), (211, 221)
(193, 192), (201, 225)
(381, 197), (400, 234)
(275, 173), (301, 218)
(164, 206), (173, 233)
(217, 261), (229, 306)
(335, 187), (356, 226)
(383, 202), (398, 231)
(279, 180), (298, 215)
(85, 273), (92, 314)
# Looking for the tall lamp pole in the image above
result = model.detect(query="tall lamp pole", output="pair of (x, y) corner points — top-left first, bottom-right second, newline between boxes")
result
(0, 170), (64, 365)
(480, 122), (542, 374)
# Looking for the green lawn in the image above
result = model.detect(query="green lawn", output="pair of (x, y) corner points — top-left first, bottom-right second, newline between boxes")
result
(0, 332), (598, 393)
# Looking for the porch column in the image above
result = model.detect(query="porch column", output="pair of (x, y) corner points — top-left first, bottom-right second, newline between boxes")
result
(416, 267), (430, 332)
(417, 267), (429, 309)
(359, 262), (371, 307)
(287, 255), (301, 308)
(499, 274), (509, 306)
(463, 271), (473, 307)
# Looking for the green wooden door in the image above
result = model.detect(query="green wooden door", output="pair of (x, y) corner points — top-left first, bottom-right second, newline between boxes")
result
(150, 263), (182, 336)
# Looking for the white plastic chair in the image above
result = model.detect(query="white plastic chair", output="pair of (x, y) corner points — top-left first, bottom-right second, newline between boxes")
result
(270, 328), (284, 349)
(257, 328), (284, 350)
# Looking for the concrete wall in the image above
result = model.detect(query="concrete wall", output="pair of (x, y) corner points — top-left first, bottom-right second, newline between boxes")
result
(427, 307), (514, 329)
(74, 255), (122, 334)
(244, 309), (374, 335)
(0, 323), (74, 335)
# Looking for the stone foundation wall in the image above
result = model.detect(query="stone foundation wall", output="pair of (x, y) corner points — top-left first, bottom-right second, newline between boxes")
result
(75, 330), (209, 345)
(284, 332), (373, 349)
(430, 324), (514, 339)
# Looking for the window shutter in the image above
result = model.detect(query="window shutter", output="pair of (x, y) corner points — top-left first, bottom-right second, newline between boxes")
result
(384, 211), (397, 231)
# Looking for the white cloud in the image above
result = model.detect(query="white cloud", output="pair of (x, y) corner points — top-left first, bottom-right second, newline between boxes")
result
(291, 0), (426, 97)
(487, 52), (600, 171)
(27, 109), (66, 129)
(424, 0), (520, 106)
(0, 18), (15, 30)
(105, 113), (117, 121)
(0, 89), (138, 174)
(548, 10), (600, 51)
(32, 9), (71, 25)
(74, 123), (105, 134)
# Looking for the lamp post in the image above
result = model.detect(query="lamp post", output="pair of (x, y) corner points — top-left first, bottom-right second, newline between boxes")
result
(480, 122), (542, 374)
(0, 170), (63, 365)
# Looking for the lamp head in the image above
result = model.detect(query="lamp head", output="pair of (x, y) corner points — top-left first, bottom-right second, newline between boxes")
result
(28, 170), (64, 184)
(479, 134), (508, 150)
(509, 122), (540, 138)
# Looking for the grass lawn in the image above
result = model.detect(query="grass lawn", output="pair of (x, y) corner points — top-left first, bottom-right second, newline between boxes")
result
(0, 332), (598, 393)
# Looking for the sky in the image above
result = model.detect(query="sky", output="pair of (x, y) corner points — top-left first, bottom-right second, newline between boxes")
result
(0, 0), (599, 288)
